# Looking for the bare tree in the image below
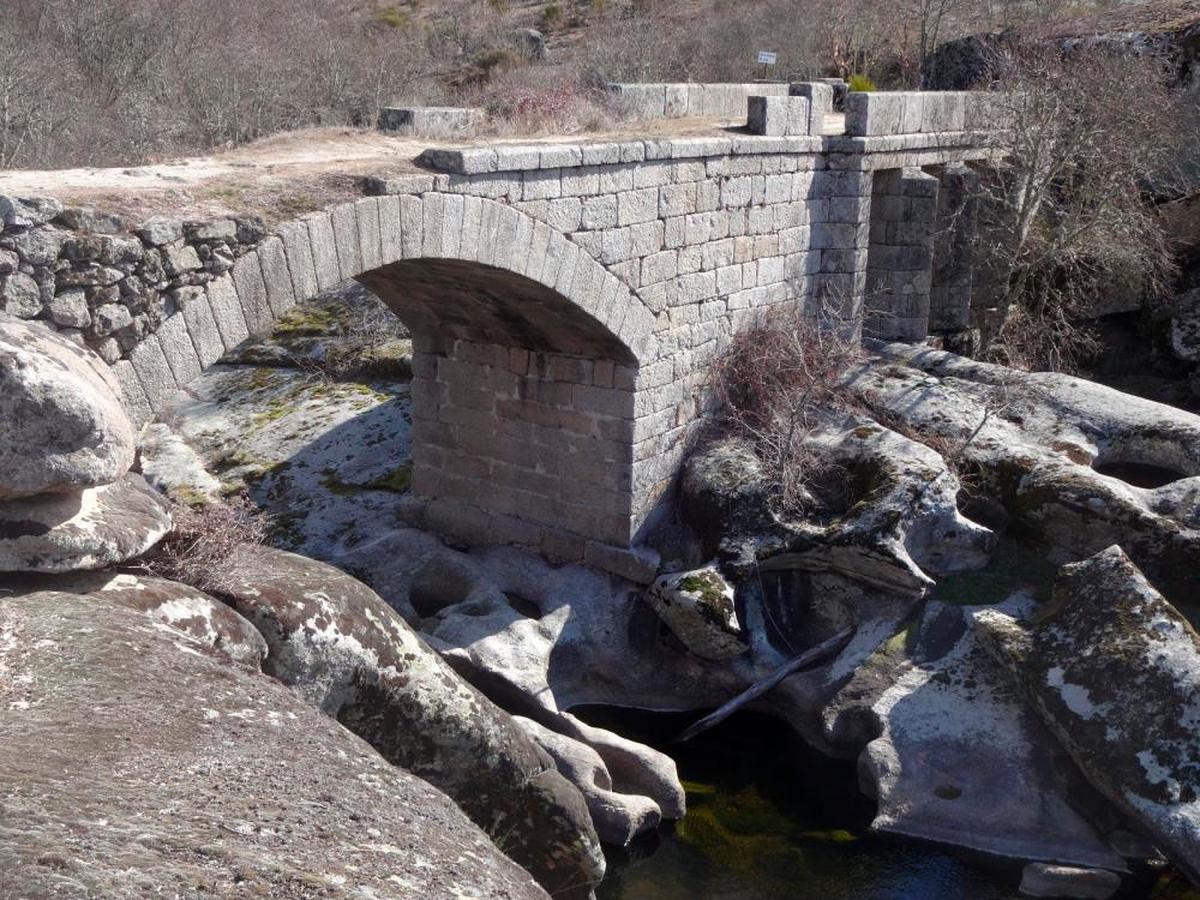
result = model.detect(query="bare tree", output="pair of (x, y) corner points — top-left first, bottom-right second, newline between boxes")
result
(971, 45), (1183, 371)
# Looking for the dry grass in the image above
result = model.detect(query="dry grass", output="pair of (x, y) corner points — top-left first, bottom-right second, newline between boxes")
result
(3, 0), (1137, 171)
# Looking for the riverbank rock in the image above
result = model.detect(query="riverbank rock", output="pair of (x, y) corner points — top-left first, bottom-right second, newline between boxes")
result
(855, 344), (1200, 606)
(204, 544), (604, 899)
(515, 715), (662, 846)
(138, 422), (223, 506)
(0, 316), (134, 499)
(646, 565), (748, 661)
(3, 571), (266, 667)
(681, 416), (994, 597)
(1019, 863), (1121, 899)
(1170, 287), (1200, 365)
(0, 473), (171, 572)
(974, 546), (1200, 885)
(335, 530), (698, 815)
(832, 597), (1126, 871)
(0, 591), (546, 899)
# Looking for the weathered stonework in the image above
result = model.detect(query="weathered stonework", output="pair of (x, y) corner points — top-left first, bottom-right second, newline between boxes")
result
(865, 167), (939, 340)
(2, 87), (1003, 579)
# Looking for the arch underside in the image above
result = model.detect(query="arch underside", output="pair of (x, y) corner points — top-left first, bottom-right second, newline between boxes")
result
(358, 259), (638, 366)
(357, 257), (640, 551)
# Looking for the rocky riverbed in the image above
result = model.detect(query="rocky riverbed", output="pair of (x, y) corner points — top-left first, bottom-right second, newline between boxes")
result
(4, 283), (1200, 899)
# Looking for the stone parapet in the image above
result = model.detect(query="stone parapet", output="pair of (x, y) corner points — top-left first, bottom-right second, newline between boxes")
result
(607, 82), (790, 120)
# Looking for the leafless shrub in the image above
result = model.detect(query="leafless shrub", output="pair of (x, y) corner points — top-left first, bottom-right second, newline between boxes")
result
(317, 308), (413, 380)
(973, 44), (1183, 372)
(138, 495), (270, 594)
(709, 300), (865, 515)
(473, 72), (617, 135)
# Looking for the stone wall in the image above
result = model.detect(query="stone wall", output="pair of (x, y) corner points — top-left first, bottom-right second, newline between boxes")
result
(0, 198), (266, 365)
(607, 82), (791, 119)
(928, 162), (979, 333)
(846, 90), (1006, 136)
(408, 336), (638, 553)
(865, 168), (940, 341)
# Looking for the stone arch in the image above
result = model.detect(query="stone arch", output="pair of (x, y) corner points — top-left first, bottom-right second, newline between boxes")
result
(119, 194), (659, 566)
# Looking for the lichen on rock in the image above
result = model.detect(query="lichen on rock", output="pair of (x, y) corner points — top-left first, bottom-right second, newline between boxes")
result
(973, 545), (1200, 883)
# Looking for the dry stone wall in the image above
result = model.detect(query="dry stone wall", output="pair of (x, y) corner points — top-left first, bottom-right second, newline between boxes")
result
(1, 87), (1003, 580)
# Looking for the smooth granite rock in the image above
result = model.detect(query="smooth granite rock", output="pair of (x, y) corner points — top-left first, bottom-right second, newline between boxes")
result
(0, 315), (135, 499)
(3, 571), (266, 668)
(975, 546), (1200, 885)
(205, 544), (605, 899)
(645, 564), (748, 661)
(514, 715), (662, 846)
(0, 473), (171, 573)
(0, 591), (546, 899)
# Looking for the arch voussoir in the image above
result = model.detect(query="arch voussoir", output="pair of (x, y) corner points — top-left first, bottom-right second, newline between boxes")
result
(124, 187), (656, 575)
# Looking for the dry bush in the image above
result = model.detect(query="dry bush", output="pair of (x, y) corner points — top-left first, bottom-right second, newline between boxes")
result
(472, 69), (617, 135)
(139, 495), (269, 594)
(0, 0), (452, 168)
(317, 299), (413, 380)
(709, 301), (865, 514)
(973, 44), (1184, 371)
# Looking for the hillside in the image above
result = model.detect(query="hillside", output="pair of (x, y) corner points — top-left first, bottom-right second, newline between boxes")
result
(0, 0), (1152, 172)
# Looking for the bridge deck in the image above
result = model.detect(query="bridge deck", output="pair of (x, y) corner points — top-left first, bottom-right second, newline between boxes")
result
(0, 114), (854, 224)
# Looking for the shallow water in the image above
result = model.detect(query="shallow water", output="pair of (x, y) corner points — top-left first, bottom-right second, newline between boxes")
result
(582, 707), (1181, 900)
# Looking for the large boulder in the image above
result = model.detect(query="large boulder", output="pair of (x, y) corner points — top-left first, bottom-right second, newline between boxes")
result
(0, 591), (546, 899)
(0, 316), (135, 499)
(974, 546), (1200, 884)
(3, 571), (266, 668)
(0, 473), (171, 572)
(921, 31), (1015, 89)
(205, 544), (605, 899)
(335, 531), (694, 814)
(829, 597), (1126, 871)
(682, 418), (995, 597)
(856, 344), (1200, 606)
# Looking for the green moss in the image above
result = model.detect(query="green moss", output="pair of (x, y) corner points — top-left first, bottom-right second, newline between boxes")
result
(171, 484), (211, 508)
(679, 571), (726, 601)
(681, 780), (718, 796)
(930, 536), (1058, 606)
(272, 302), (354, 338)
(799, 828), (859, 843)
(320, 471), (365, 496)
(881, 619), (919, 658)
(368, 462), (412, 493)
(252, 400), (294, 426)
(244, 367), (282, 392)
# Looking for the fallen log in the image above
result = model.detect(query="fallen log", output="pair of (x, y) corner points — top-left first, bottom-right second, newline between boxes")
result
(674, 626), (855, 743)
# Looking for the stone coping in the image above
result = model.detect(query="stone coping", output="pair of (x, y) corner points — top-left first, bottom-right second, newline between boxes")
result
(415, 130), (999, 176)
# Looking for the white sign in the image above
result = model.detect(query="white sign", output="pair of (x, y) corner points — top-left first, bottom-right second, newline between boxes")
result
(757, 51), (778, 66)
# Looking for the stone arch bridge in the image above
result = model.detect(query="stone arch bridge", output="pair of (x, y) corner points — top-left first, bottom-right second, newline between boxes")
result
(2, 86), (1003, 580)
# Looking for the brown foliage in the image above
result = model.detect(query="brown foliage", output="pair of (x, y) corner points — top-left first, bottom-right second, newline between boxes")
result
(139, 495), (269, 594)
(973, 44), (1185, 371)
(708, 302), (864, 514)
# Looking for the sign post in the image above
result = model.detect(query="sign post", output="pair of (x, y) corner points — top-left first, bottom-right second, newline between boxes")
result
(757, 50), (777, 80)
